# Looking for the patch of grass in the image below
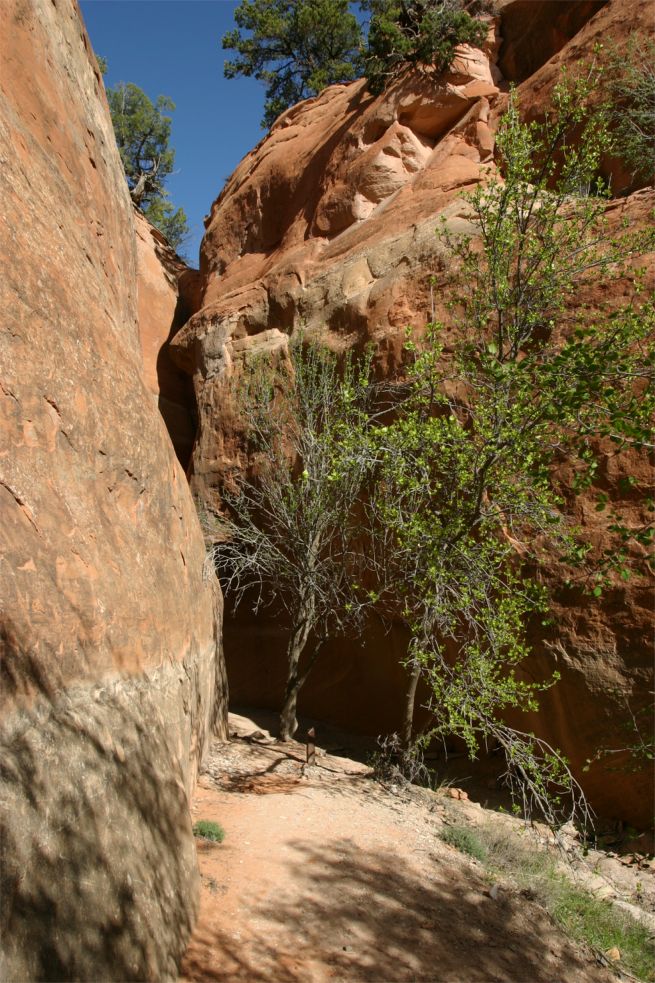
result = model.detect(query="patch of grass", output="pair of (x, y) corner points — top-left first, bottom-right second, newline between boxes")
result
(440, 825), (487, 862)
(193, 819), (225, 843)
(553, 885), (654, 982)
(475, 824), (655, 981)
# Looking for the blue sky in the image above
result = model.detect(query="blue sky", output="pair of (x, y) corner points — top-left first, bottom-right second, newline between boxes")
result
(80, 1), (267, 265)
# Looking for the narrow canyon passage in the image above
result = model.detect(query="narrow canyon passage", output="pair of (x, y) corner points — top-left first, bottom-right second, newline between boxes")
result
(180, 714), (610, 983)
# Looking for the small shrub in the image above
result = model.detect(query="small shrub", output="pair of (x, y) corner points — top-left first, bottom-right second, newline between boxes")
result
(440, 824), (487, 861)
(193, 820), (225, 843)
(606, 34), (655, 184)
(370, 732), (432, 788)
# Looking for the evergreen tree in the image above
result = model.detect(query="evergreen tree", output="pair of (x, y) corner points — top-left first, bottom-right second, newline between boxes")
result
(222, 0), (363, 128)
(363, 0), (488, 94)
(105, 80), (190, 252)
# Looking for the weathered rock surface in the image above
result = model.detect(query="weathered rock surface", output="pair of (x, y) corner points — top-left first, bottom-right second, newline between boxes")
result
(507, 0), (653, 194)
(135, 210), (201, 469)
(172, 0), (653, 826)
(173, 31), (501, 493)
(0, 1), (227, 979)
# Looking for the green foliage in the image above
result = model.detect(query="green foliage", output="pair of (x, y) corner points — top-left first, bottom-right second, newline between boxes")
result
(193, 820), (226, 842)
(606, 34), (655, 184)
(105, 79), (190, 250)
(440, 824), (487, 861)
(222, 0), (490, 125)
(368, 72), (655, 827)
(143, 198), (191, 253)
(363, 0), (488, 95)
(223, 0), (363, 128)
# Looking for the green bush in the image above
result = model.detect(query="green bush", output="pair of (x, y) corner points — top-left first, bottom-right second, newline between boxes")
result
(193, 820), (226, 843)
(440, 824), (487, 861)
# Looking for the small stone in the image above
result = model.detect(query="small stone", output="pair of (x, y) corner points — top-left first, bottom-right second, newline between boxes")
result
(605, 947), (621, 963)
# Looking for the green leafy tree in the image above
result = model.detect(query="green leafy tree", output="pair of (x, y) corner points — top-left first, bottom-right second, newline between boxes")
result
(363, 0), (488, 95)
(369, 72), (654, 827)
(106, 81), (190, 251)
(208, 339), (377, 740)
(222, 0), (363, 128)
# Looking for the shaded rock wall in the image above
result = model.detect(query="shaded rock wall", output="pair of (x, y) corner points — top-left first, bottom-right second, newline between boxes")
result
(172, 0), (653, 825)
(0, 1), (227, 979)
(502, 0), (653, 194)
(496, 0), (607, 82)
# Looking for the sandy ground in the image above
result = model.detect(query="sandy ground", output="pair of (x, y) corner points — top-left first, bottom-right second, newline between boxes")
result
(178, 712), (626, 983)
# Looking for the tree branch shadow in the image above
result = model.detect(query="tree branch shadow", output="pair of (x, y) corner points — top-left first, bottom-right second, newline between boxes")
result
(182, 837), (601, 982)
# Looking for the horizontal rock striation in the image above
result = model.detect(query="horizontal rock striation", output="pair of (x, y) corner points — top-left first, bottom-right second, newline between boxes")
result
(0, 1), (227, 979)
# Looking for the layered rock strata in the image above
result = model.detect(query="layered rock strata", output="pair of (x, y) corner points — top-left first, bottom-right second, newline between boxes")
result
(0, 1), (227, 979)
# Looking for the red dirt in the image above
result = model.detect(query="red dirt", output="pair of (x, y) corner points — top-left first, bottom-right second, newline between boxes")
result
(180, 713), (612, 982)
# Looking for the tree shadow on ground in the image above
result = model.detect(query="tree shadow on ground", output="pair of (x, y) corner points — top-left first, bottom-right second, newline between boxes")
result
(182, 837), (601, 982)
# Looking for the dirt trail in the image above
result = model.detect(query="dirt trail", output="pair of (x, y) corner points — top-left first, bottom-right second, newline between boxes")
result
(181, 713), (611, 983)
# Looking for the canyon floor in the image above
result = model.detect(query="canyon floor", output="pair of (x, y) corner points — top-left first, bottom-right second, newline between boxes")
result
(180, 712), (652, 983)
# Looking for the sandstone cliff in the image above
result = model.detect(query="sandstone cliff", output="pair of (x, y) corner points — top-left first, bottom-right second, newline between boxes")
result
(0, 1), (227, 979)
(135, 210), (201, 470)
(171, 0), (653, 827)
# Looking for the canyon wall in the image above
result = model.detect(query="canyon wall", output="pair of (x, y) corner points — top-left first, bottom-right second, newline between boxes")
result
(172, 0), (653, 826)
(0, 1), (227, 979)
(135, 210), (201, 470)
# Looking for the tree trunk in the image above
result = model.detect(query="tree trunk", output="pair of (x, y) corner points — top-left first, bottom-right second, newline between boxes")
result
(279, 622), (327, 739)
(278, 598), (318, 740)
(402, 665), (421, 749)
(129, 172), (147, 206)
(279, 634), (304, 741)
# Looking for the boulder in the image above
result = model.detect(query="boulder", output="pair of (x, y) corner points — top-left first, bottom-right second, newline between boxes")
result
(0, 1), (227, 979)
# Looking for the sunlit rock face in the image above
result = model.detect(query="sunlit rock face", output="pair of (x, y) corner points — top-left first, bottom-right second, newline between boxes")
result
(173, 0), (653, 827)
(135, 209), (202, 470)
(173, 30), (502, 496)
(0, 1), (227, 979)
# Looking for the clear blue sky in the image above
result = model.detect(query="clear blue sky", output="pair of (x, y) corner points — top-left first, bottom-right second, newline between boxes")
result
(80, 1), (266, 265)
